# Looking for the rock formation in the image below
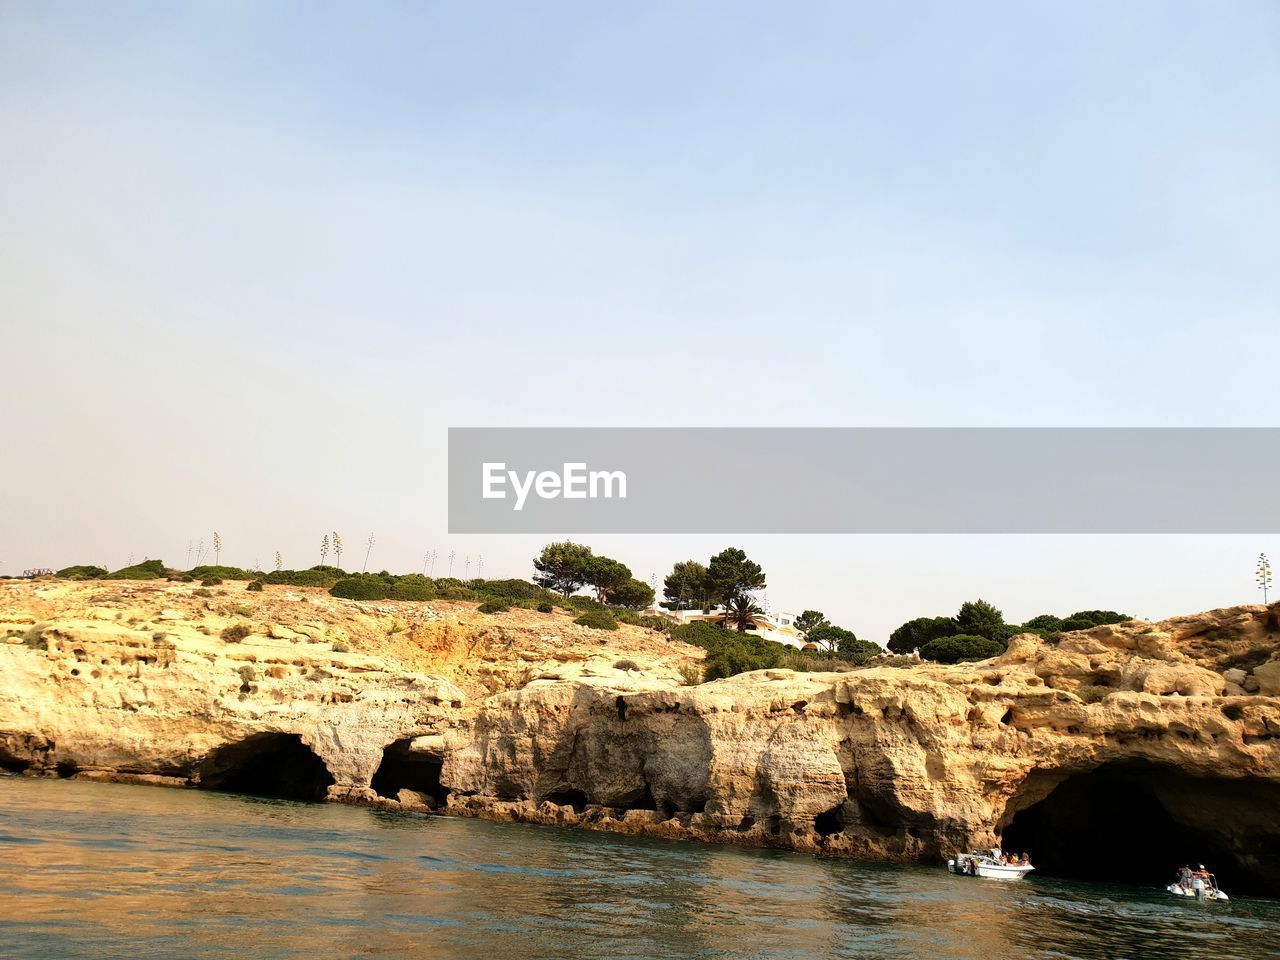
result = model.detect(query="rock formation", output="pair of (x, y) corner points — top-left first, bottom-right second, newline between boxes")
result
(3, 580), (1279, 895)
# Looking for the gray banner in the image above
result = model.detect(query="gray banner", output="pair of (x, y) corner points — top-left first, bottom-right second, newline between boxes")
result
(448, 428), (1280, 533)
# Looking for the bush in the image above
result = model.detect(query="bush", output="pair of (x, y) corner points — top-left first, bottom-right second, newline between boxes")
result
(919, 634), (1005, 664)
(887, 616), (957, 655)
(246, 580), (265, 592)
(703, 639), (782, 680)
(201, 577), (223, 587)
(109, 559), (168, 580)
(478, 600), (510, 614)
(389, 574), (436, 601)
(187, 565), (255, 582)
(220, 624), (251, 643)
(574, 608), (619, 631)
(1021, 614), (1064, 634)
(55, 565), (107, 580)
(536, 602), (554, 614)
(330, 575), (393, 600)
(473, 579), (551, 602)
(671, 622), (786, 680)
(1060, 610), (1132, 633)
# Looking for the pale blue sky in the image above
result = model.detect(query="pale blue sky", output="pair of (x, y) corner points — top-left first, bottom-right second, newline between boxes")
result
(3, 3), (1278, 639)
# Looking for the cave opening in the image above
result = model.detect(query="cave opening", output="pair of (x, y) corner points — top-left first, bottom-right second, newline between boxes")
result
(1001, 763), (1280, 896)
(545, 788), (589, 813)
(197, 733), (335, 803)
(370, 739), (448, 804)
(814, 802), (846, 838)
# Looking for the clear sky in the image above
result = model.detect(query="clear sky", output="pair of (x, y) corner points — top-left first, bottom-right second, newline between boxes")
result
(3, 2), (1278, 641)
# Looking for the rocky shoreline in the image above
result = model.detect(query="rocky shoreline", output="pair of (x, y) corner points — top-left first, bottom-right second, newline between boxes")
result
(3, 580), (1279, 894)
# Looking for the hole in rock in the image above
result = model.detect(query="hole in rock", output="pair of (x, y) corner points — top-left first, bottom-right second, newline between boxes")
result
(815, 803), (845, 837)
(198, 733), (335, 803)
(55, 761), (78, 779)
(615, 696), (628, 722)
(544, 788), (589, 813)
(1001, 762), (1280, 896)
(605, 781), (656, 811)
(371, 739), (448, 804)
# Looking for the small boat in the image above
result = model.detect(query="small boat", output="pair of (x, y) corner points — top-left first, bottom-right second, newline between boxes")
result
(947, 849), (1035, 880)
(1168, 866), (1229, 902)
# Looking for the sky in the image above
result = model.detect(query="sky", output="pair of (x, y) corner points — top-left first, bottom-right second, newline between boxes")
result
(2, 2), (1279, 642)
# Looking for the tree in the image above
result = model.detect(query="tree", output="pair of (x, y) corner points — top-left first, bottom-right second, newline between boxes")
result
(718, 594), (765, 633)
(887, 616), (956, 655)
(1061, 610), (1132, 632)
(532, 541), (594, 596)
(807, 624), (856, 655)
(662, 560), (708, 610)
(794, 610), (830, 640)
(584, 555), (631, 603)
(955, 599), (1007, 642)
(212, 531), (222, 565)
(919, 634), (1005, 664)
(1021, 614), (1063, 635)
(332, 532), (343, 570)
(704, 547), (766, 607)
(609, 578), (656, 610)
(1259, 553), (1273, 604)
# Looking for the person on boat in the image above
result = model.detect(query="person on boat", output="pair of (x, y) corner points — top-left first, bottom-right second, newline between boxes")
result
(1019, 853), (1030, 866)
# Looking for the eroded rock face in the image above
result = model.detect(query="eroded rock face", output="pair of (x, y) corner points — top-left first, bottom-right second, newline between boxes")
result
(3, 582), (1280, 895)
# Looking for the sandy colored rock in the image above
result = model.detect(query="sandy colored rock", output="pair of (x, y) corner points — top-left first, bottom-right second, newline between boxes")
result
(2, 581), (1279, 893)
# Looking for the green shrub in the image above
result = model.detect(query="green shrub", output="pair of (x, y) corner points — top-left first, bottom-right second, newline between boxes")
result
(919, 634), (1005, 664)
(109, 559), (168, 580)
(201, 577), (223, 587)
(887, 616), (957, 655)
(56, 565), (107, 580)
(536, 602), (554, 614)
(389, 574), (436, 601)
(574, 608), (619, 631)
(1021, 614), (1064, 634)
(220, 624), (251, 643)
(478, 600), (510, 614)
(330, 575), (393, 600)
(187, 565), (255, 582)
(473, 579), (550, 602)
(671, 621), (733, 649)
(246, 580), (265, 592)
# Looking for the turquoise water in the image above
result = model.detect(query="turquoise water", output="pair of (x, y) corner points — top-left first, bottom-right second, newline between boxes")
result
(0, 775), (1275, 960)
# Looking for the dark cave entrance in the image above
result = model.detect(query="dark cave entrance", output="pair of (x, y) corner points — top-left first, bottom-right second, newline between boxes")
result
(370, 739), (448, 804)
(197, 733), (335, 803)
(1001, 763), (1280, 896)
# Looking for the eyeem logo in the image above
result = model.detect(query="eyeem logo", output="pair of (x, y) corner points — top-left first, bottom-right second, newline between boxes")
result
(482, 462), (627, 511)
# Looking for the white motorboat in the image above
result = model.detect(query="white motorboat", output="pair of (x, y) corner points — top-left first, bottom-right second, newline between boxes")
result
(948, 850), (1035, 880)
(1168, 867), (1229, 902)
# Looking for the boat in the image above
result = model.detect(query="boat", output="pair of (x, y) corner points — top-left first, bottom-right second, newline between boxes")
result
(947, 849), (1035, 880)
(1168, 866), (1229, 902)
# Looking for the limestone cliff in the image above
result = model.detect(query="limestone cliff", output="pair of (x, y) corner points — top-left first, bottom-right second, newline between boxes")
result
(3, 581), (1279, 895)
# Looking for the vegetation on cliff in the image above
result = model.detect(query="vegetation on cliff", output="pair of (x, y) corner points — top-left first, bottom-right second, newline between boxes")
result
(889, 601), (1134, 662)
